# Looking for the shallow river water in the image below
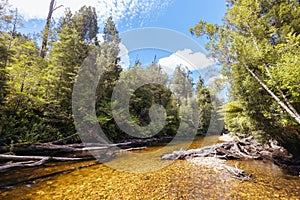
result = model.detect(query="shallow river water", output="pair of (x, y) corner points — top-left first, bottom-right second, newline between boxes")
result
(1, 136), (300, 199)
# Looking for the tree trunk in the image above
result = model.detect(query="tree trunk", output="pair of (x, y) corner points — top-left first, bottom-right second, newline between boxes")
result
(242, 63), (300, 125)
(0, 155), (91, 172)
(0, 154), (86, 162)
(162, 137), (299, 175)
(246, 23), (300, 121)
(40, 0), (62, 58)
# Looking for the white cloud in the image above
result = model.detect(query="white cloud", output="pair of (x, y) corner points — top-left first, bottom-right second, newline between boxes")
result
(158, 49), (215, 75)
(119, 43), (130, 70)
(9, 0), (173, 27)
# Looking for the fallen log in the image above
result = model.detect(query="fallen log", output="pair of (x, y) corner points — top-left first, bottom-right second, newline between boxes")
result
(221, 163), (251, 181)
(162, 138), (294, 180)
(0, 154), (89, 162)
(188, 157), (251, 181)
(162, 138), (291, 161)
(0, 158), (50, 172)
(0, 154), (95, 172)
(119, 147), (147, 152)
(0, 137), (172, 156)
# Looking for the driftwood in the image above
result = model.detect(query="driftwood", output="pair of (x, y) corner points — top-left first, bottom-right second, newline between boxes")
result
(221, 163), (251, 181)
(162, 137), (293, 180)
(0, 157), (51, 172)
(119, 147), (147, 152)
(0, 154), (92, 172)
(162, 137), (291, 161)
(0, 136), (167, 172)
(0, 143), (114, 155)
(0, 137), (173, 156)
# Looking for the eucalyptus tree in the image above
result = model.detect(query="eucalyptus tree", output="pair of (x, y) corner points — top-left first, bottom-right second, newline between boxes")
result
(190, 0), (300, 156)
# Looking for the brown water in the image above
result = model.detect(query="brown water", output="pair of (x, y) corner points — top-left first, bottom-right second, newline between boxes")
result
(1, 136), (300, 199)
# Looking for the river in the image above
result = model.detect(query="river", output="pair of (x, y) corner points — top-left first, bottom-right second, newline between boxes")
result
(1, 136), (300, 199)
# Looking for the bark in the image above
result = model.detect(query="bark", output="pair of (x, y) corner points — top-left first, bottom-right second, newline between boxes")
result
(0, 136), (172, 155)
(0, 154), (87, 162)
(0, 136), (173, 172)
(119, 147), (146, 152)
(162, 137), (292, 164)
(162, 137), (299, 178)
(0, 154), (96, 172)
(242, 63), (300, 125)
(40, 0), (62, 58)
(162, 137), (300, 176)
(0, 157), (50, 172)
(49, 133), (79, 144)
(246, 23), (300, 121)
(221, 163), (251, 181)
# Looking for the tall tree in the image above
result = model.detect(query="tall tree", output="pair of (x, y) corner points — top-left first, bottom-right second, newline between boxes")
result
(190, 0), (300, 156)
(72, 6), (98, 44)
(44, 6), (99, 139)
(1, 34), (51, 144)
(196, 76), (212, 135)
(40, 0), (62, 58)
(0, 0), (12, 135)
(95, 17), (123, 140)
(171, 65), (194, 105)
(96, 16), (122, 107)
(47, 25), (87, 135)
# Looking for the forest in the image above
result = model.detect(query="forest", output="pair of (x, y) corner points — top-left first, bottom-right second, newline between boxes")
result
(0, 0), (300, 199)
(0, 0), (214, 146)
(189, 0), (300, 158)
(0, 0), (298, 158)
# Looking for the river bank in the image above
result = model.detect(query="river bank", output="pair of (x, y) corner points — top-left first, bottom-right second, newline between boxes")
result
(1, 136), (300, 199)
(163, 136), (300, 176)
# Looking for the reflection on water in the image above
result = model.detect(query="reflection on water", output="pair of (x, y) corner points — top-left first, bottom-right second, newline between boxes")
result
(1, 136), (300, 199)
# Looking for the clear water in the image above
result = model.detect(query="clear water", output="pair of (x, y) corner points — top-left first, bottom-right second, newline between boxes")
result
(1, 136), (300, 199)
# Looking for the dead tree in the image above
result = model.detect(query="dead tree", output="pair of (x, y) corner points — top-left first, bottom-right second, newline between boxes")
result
(39, 0), (63, 58)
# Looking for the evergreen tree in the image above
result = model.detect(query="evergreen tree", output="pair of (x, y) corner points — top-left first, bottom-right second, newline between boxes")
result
(111, 61), (180, 139)
(0, 0), (12, 106)
(190, 0), (300, 156)
(0, 0), (12, 139)
(196, 76), (212, 135)
(95, 17), (122, 140)
(72, 6), (98, 44)
(47, 25), (87, 136)
(171, 65), (194, 105)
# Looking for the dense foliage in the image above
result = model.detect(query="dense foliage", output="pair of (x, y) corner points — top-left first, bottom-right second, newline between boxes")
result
(190, 0), (300, 157)
(0, 1), (212, 145)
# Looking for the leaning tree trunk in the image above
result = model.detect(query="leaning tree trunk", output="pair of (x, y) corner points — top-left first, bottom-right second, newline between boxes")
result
(241, 63), (300, 159)
(246, 23), (300, 121)
(242, 63), (300, 125)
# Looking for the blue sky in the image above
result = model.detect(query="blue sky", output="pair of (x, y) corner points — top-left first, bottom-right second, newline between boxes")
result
(16, 1), (226, 33)
(11, 0), (227, 96)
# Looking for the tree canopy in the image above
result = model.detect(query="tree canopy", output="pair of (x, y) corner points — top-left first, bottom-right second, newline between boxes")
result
(190, 0), (300, 157)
